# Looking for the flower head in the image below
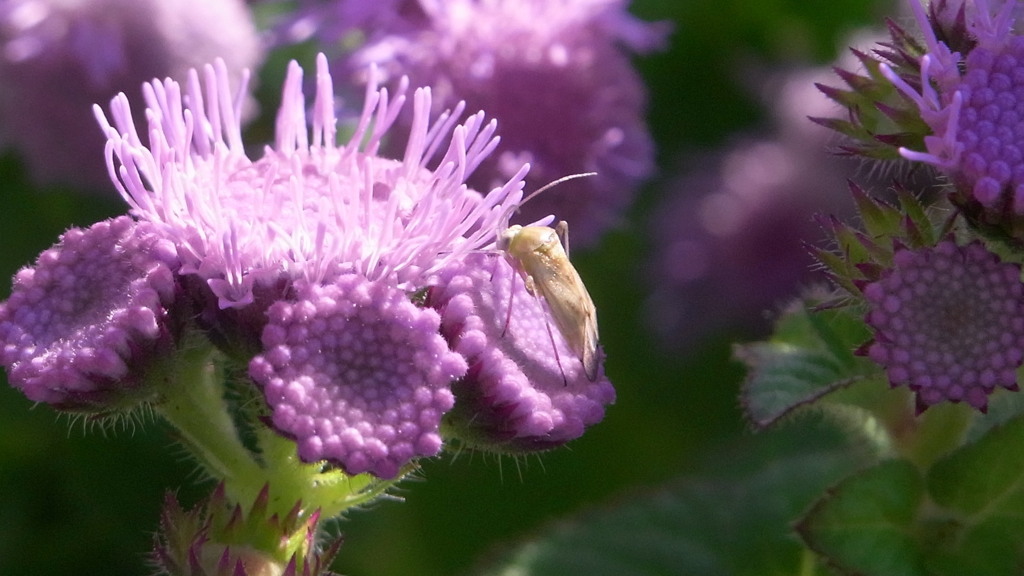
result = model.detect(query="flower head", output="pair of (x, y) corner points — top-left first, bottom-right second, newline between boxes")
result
(879, 0), (1024, 237)
(304, 0), (669, 247)
(249, 276), (464, 478)
(645, 53), (894, 346)
(862, 240), (1024, 413)
(427, 253), (614, 453)
(90, 54), (534, 475)
(0, 0), (261, 190)
(0, 216), (180, 411)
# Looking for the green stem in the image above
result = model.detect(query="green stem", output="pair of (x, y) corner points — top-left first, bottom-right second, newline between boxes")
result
(154, 343), (262, 495)
(798, 548), (819, 576)
(255, 429), (405, 518)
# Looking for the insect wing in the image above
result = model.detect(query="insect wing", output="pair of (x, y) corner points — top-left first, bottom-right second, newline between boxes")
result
(532, 256), (600, 381)
(510, 227), (599, 381)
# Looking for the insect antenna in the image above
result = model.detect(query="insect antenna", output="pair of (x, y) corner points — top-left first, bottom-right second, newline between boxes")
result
(496, 171), (597, 230)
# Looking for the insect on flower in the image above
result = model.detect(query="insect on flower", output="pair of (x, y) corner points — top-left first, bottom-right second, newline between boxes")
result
(497, 173), (601, 382)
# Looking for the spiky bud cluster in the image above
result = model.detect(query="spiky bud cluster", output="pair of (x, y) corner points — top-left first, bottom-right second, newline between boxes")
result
(153, 484), (342, 576)
(813, 14), (938, 161)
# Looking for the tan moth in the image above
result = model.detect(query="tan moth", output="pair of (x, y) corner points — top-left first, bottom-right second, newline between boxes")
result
(496, 173), (600, 381)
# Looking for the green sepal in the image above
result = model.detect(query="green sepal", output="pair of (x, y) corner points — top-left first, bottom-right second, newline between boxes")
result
(152, 483), (344, 576)
(812, 23), (935, 162)
(813, 181), (944, 298)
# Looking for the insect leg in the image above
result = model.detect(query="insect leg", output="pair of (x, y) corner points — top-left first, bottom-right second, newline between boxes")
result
(555, 220), (570, 258)
(501, 258), (570, 385)
(539, 304), (569, 386)
(502, 259), (515, 337)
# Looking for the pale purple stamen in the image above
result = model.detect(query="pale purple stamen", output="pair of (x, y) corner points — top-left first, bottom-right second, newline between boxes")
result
(94, 54), (529, 310)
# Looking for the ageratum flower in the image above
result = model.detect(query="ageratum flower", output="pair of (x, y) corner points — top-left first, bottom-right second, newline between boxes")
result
(0, 216), (180, 411)
(0, 0), (261, 191)
(268, 0), (414, 47)
(89, 54), (611, 477)
(427, 253), (614, 452)
(880, 0), (1024, 238)
(862, 240), (1024, 413)
(644, 50), (901, 348)
(304, 0), (669, 248)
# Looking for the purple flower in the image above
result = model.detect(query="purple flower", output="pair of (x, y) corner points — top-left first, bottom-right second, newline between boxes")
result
(95, 55), (523, 310)
(91, 54), (539, 476)
(302, 0), (669, 248)
(249, 276), (464, 479)
(0, 0), (262, 191)
(881, 0), (1024, 230)
(269, 0), (418, 46)
(427, 253), (614, 452)
(862, 240), (1024, 413)
(0, 216), (180, 411)
(645, 56), (876, 346)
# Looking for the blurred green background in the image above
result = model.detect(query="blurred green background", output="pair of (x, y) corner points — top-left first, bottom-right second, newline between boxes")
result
(0, 0), (890, 574)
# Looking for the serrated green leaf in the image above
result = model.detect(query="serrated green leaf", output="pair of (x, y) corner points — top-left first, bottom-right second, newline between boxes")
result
(475, 429), (855, 576)
(923, 415), (1024, 573)
(797, 459), (928, 576)
(832, 217), (874, 263)
(930, 414), (1024, 515)
(735, 300), (877, 428)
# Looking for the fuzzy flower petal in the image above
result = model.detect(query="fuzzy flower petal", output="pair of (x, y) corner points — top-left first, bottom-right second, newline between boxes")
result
(94, 54), (528, 312)
(0, 0), (261, 190)
(0, 216), (180, 410)
(327, 0), (669, 247)
(428, 253), (614, 452)
(249, 276), (464, 478)
(863, 240), (1024, 413)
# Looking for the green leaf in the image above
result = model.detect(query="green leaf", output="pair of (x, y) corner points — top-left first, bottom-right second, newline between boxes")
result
(963, 389), (1024, 444)
(930, 414), (1024, 515)
(797, 459), (928, 576)
(475, 428), (855, 576)
(735, 298), (877, 428)
(924, 414), (1024, 574)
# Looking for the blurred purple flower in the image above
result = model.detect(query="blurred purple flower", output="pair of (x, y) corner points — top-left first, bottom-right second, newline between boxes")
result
(645, 60), (862, 346)
(288, 0), (669, 248)
(863, 240), (1024, 413)
(0, 0), (261, 190)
